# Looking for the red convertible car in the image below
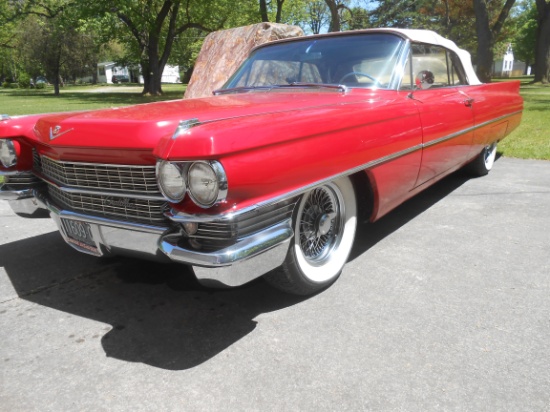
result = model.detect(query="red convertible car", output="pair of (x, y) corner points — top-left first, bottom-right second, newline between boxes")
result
(0, 29), (522, 295)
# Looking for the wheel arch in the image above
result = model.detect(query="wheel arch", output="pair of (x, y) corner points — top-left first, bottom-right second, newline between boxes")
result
(349, 170), (376, 223)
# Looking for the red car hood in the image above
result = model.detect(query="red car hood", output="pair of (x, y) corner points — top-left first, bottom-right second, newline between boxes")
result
(26, 90), (398, 162)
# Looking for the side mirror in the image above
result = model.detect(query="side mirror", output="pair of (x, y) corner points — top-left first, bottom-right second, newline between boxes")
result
(415, 70), (434, 90)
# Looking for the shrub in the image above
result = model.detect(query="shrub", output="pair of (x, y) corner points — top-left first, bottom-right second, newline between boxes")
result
(9, 83), (19, 89)
(35, 82), (45, 89)
(2, 81), (9, 88)
(18, 73), (31, 88)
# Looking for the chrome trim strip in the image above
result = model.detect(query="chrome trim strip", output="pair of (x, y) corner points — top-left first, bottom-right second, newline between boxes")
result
(213, 84), (349, 95)
(36, 172), (165, 201)
(34, 190), (167, 234)
(38, 155), (160, 170)
(166, 143), (423, 224)
(423, 110), (522, 149)
(160, 219), (293, 267)
(166, 110), (522, 224)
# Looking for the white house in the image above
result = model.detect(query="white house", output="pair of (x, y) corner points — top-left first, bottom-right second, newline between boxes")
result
(97, 62), (131, 83)
(492, 43), (531, 77)
(97, 62), (180, 84)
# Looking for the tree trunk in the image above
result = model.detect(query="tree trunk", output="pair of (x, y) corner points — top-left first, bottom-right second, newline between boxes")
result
(325, 0), (341, 32)
(473, 0), (493, 82)
(473, 0), (516, 83)
(142, 35), (163, 95)
(534, 0), (550, 83)
(275, 0), (284, 23)
(260, 0), (269, 22)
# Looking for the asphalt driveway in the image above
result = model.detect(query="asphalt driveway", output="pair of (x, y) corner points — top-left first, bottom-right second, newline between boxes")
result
(1, 157), (549, 411)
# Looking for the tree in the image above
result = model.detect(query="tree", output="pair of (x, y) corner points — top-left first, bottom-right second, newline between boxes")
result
(88, 0), (264, 95)
(259, 0), (286, 23)
(325, 0), (351, 32)
(341, 6), (371, 30)
(5, 1), (87, 94)
(534, 0), (550, 82)
(18, 13), (89, 95)
(473, 0), (517, 82)
(370, 0), (430, 28)
(101, 1), (219, 95)
(305, 0), (330, 33)
(513, 1), (537, 72)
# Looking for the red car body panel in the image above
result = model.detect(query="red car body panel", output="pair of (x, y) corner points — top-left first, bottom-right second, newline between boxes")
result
(1, 82), (522, 220)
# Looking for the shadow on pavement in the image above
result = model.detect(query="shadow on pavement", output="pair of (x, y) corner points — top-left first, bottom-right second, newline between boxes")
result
(1, 168), (472, 370)
(349, 169), (471, 261)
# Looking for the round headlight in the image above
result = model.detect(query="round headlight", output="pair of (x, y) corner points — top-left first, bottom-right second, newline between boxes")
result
(0, 139), (18, 168)
(188, 161), (226, 207)
(157, 161), (186, 202)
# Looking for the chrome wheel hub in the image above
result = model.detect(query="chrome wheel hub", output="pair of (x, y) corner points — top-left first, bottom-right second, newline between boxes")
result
(298, 186), (342, 264)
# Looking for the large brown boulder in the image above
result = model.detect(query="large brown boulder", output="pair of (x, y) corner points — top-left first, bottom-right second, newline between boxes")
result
(184, 23), (304, 99)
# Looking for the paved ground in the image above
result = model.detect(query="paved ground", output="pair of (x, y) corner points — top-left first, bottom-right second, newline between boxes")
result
(1, 157), (549, 411)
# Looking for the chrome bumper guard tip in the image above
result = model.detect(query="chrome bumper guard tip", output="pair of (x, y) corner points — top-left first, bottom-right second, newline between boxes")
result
(1, 185), (46, 216)
(0, 185), (35, 200)
(159, 219), (293, 288)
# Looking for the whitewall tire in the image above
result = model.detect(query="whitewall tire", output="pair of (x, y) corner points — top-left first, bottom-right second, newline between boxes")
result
(266, 176), (357, 295)
(467, 142), (498, 176)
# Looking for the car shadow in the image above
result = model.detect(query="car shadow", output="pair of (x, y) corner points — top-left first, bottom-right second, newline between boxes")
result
(349, 168), (472, 261)
(0, 232), (305, 370)
(1, 168), (473, 370)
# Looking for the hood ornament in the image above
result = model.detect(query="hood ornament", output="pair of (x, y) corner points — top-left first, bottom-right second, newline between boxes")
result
(172, 118), (200, 140)
(49, 125), (74, 140)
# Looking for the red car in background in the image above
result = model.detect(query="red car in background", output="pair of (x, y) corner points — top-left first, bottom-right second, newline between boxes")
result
(0, 29), (522, 295)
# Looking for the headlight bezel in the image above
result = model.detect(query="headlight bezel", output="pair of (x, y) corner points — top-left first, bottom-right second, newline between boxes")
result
(156, 160), (188, 203)
(156, 159), (228, 208)
(187, 160), (228, 208)
(0, 139), (18, 168)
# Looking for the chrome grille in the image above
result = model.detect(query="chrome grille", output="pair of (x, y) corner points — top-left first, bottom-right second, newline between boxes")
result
(4, 172), (42, 187)
(38, 156), (160, 195)
(188, 199), (296, 251)
(49, 186), (167, 224)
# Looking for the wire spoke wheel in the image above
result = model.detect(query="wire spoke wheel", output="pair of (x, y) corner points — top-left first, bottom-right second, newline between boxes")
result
(298, 186), (343, 265)
(265, 177), (357, 295)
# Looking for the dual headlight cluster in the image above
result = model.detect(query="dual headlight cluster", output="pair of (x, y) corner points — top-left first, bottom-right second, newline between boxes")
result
(0, 139), (18, 168)
(156, 160), (228, 208)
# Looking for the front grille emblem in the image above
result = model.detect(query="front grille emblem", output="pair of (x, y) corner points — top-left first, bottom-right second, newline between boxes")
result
(49, 125), (74, 140)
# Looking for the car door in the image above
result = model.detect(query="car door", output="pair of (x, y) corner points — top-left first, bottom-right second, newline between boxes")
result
(404, 44), (475, 187)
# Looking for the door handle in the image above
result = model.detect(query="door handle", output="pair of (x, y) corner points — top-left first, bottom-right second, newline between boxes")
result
(463, 97), (474, 107)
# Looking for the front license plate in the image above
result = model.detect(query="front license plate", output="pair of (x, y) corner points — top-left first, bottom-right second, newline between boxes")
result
(61, 218), (100, 255)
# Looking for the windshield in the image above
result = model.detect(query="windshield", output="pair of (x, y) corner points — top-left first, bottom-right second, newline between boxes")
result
(222, 33), (405, 91)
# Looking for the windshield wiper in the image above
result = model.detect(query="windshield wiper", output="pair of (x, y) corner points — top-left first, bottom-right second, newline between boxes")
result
(284, 82), (348, 92)
(213, 86), (274, 95)
(213, 83), (348, 96)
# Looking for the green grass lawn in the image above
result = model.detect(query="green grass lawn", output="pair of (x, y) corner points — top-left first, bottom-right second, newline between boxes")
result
(1, 80), (549, 161)
(0, 83), (186, 115)
(497, 79), (550, 160)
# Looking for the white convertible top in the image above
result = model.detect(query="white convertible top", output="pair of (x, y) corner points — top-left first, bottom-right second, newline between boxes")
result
(368, 28), (482, 85)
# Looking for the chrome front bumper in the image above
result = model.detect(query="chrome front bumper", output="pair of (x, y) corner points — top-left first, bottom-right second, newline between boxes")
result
(0, 185), (45, 215)
(4, 189), (293, 287)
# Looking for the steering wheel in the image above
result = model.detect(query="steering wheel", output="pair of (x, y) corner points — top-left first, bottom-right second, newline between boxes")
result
(338, 71), (379, 85)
